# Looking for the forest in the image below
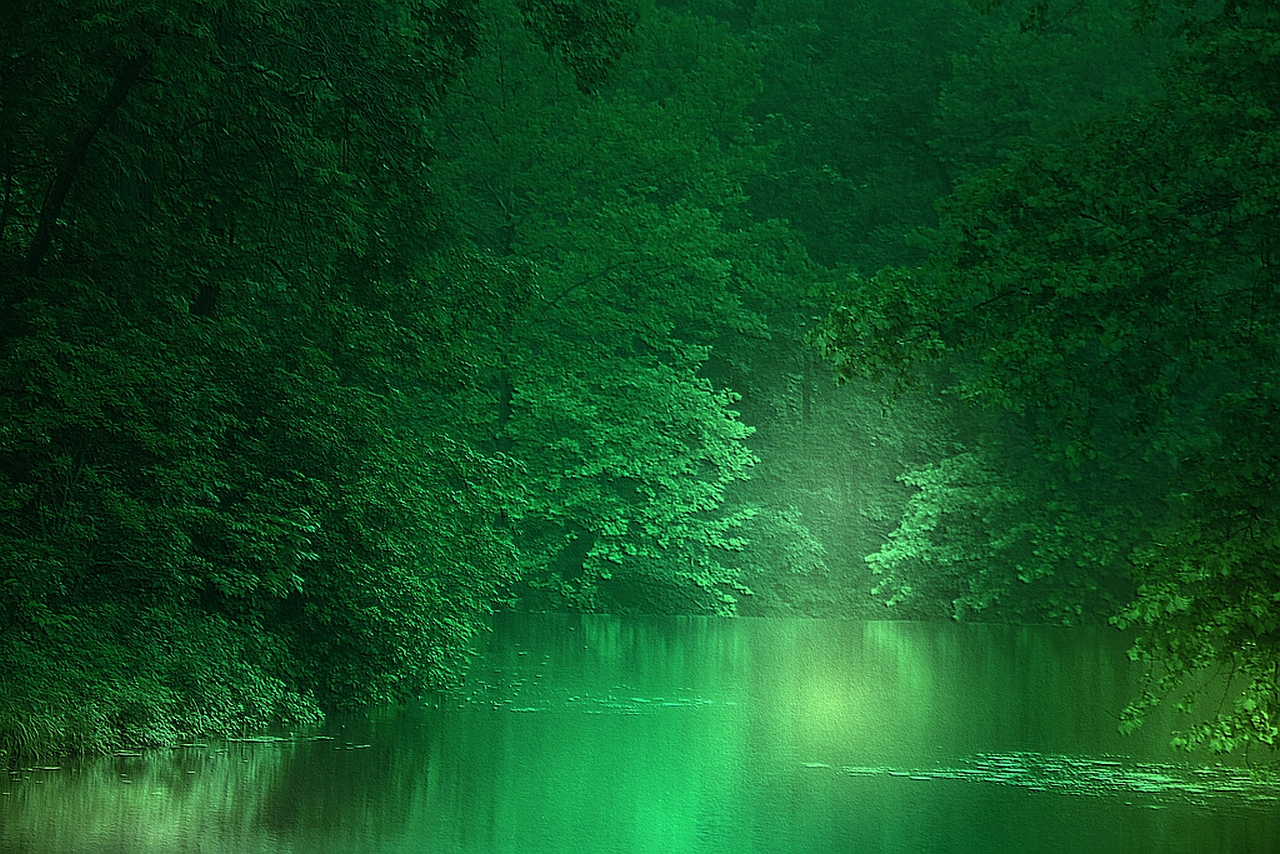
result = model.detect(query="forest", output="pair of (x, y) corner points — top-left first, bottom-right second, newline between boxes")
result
(0, 0), (1275, 761)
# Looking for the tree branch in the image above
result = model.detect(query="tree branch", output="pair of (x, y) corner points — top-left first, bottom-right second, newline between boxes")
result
(23, 53), (150, 279)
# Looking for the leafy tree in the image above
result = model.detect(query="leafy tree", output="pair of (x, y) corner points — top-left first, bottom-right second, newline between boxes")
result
(865, 429), (1151, 623)
(0, 0), (526, 756)
(423, 0), (817, 613)
(816, 0), (1280, 751)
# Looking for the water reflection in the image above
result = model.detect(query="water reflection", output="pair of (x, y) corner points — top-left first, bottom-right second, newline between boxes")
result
(3, 616), (1278, 854)
(3, 739), (302, 853)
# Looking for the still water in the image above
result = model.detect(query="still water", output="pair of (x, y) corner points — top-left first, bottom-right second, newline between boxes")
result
(3, 615), (1279, 853)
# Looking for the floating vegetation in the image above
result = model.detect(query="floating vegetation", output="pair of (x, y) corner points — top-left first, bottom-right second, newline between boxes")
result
(823, 752), (1280, 813)
(448, 674), (737, 717)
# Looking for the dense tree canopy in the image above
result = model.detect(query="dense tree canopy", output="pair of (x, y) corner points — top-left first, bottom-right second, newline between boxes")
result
(2, 0), (1272, 759)
(1, 0), (515, 754)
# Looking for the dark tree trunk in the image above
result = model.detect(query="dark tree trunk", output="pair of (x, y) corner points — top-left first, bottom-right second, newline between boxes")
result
(22, 52), (150, 280)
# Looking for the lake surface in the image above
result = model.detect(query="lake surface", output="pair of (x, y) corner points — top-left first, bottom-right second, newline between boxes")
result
(3, 614), (1279, 853)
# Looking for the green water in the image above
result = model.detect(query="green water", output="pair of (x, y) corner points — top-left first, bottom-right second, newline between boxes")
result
(3, 615), (1278, 853)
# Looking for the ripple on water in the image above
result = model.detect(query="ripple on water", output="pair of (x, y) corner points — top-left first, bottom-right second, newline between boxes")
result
(448, 680), (739, 717)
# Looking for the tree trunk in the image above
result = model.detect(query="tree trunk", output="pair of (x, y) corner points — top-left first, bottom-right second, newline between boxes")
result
(22, 53), (150, 280)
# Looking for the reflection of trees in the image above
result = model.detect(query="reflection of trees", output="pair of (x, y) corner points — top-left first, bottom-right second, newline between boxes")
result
(4, 742), (294, 852)
(257, 710), (448, 844)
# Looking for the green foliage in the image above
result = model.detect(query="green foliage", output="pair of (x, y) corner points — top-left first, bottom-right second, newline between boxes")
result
(0, 266), (520, 753)
(745, 0), (976, 269)
(2, 0), (819, 756)
(424, 1), (794, 614)
(507, 350), (758, 613)
(0, 0), (520, 758)
(817, 0), (1280, 750)
(6, 0), (1256, 762)
(868, 441), (1138, 623)
(745, 0), (1162, 271)
(517, 0), (641, 92)
(0, 598), (324, 761)
(934, 0), (1166, 174)
(1113, 383), (1280, 752)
